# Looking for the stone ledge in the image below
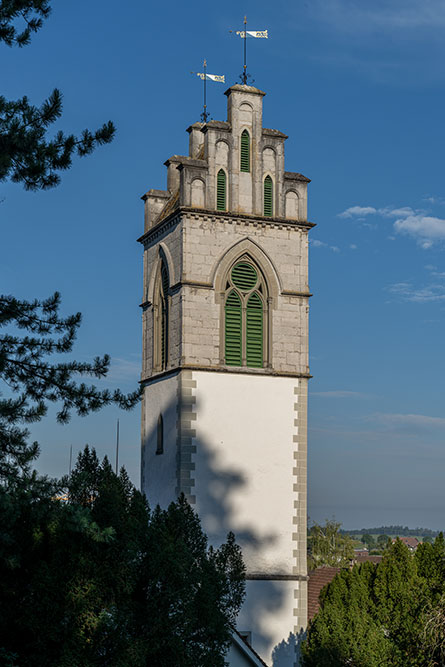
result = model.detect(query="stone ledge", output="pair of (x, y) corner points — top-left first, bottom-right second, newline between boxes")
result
(137, 206), (316, 244)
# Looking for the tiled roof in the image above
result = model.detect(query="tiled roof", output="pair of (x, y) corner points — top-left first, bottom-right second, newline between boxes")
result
(307, 567), (341, 621)
(393, 536), (419, 549)
(233, 630), (269, 666)
(355, 554), (382, 564)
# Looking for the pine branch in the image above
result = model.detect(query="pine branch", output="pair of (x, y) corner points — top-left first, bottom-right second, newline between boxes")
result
(0, 91), (115, 190)
(0, 0), (51, 47)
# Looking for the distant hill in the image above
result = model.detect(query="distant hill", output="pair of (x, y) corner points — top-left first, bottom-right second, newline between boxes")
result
(340, 526), (440, 538)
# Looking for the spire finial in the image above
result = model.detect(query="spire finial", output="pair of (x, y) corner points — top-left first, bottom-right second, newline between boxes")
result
(230, 17), (268, 85)
(190, 62), (225, 123)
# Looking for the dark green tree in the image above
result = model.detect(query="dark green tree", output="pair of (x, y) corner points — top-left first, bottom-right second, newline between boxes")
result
(361, 532), (375, 549)
(0, 292), (140, 483)
(0, 0), (51, 47)
(302, 537), (445, 667)
(377, 533), (390, 548)
(0, 447), (246, 666)
(0, 1), (115, 191)
(0, 0), (136, 482)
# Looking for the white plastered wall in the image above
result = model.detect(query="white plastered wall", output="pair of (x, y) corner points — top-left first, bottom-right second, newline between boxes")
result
(192, 371), (297, 572)
(190, 370), (306, 666)
(142, 374), (179, 509)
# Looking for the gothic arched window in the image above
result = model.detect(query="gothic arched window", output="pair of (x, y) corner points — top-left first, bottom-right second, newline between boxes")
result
(224, 260), (267, 368)
(264, 175), (273, 217)
(240, 130), (250, 172)
(217, 169), (227, 211)
(153, 256), (169, 371)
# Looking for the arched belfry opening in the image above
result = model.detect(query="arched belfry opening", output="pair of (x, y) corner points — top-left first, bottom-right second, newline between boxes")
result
(224, 257), (268, 368)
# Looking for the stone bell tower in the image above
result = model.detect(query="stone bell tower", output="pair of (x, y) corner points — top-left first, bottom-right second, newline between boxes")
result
(139, 84), (313, 666)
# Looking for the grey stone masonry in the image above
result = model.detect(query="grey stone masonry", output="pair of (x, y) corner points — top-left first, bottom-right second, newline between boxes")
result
(139, 84), (313, 382)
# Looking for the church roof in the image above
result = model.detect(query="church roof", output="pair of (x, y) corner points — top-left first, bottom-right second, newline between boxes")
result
(232, 630), (270, 666)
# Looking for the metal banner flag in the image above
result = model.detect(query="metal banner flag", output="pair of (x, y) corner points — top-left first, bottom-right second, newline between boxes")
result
(235, 30), (268, 39)
(191, 60), (225, 122)
(196, 73), (225, 83)
(230, 17), (268, 85)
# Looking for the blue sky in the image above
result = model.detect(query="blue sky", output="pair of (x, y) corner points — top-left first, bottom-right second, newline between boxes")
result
(2, 0), (445, 530)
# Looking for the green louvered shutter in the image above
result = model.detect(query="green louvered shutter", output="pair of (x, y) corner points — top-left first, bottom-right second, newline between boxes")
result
(240, 130), (250, 172)
(225, 290), (242, 366)
(264, 175), (273, 216)
(246, 292), (263, 367)
(160, 261), (169, 368)
(217, 169), (226, 211)
(231, 262), (257, 291)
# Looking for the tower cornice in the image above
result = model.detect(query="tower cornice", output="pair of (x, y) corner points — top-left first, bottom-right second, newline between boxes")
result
(224, 83), (266, 97)
(140, 365), (312, 386)
(137, 206), (316, 245)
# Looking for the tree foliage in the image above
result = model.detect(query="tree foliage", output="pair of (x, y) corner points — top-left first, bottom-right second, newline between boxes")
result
(377, 533), (391, 548)
(0, 447), (246, 666)
(308, 519), (355, 569)
(0, 0), (51, 47)
(0, 89), (115, 190)
(361, 532), (375, 549)
(302, 535), (445, 667)
(0, 292), (141, 482)
(0, 0), (115, 191)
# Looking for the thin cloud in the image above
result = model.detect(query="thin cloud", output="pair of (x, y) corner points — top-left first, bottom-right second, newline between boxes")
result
(106, 357), (141, 383)
(311, 390), (370, 399)
(386, 282), (445, 303)
(310, 239), (341, 252)
(379, 206), (415, 218)
(309, 0), (445, 32)
(338, 206), (377, 219)
(394, 214), (445, 248)
(338, 203), (445, 248)
(338, 205), (414, 220)
(373, 412), (445, 430)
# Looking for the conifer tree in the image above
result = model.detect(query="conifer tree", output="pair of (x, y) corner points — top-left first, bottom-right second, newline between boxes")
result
(0, 447), (245, 666)
(0, 1), (136, 480)
(0, 1), (115, 190)
(0, 293), (140, 483)
(302, 537), (445, 667)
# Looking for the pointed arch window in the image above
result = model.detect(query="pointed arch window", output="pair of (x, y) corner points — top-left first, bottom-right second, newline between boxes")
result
(264, 175), (273, 217)
(240, 130), (250, 172)
(224, 259), (267, 368)
(217, 169), (227, 211)
(153, 256), (169, 371)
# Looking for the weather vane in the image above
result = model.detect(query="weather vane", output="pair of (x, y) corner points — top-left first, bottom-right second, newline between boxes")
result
(230, 16), (268, 85)
(191, 60), (225, 123)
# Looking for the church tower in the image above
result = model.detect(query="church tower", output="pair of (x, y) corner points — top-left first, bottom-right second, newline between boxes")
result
(139, 84), (313, 666)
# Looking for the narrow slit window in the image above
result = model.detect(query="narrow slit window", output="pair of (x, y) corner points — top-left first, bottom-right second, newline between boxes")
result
(264, 175), (273, 217)
(156, 414), (164, 454)
(217, 169), (226, 211)
(240, 130), (250, 173)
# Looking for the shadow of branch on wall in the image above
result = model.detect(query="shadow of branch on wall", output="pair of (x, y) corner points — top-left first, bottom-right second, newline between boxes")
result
(272, 629), (306, 667)
(143, 392), (303, 666)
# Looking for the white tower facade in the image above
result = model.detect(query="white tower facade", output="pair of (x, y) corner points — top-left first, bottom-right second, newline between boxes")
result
(139, 85), (313, 666)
